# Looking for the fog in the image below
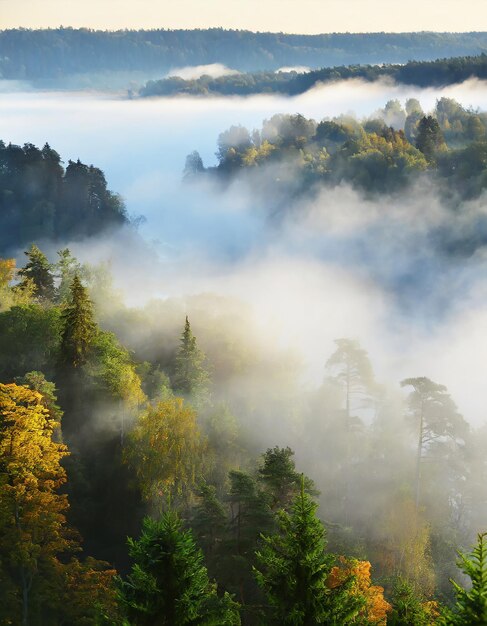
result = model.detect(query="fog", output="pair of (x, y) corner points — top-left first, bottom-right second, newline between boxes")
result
(2, 76), (487, 425)
(166, 63), (241, 80)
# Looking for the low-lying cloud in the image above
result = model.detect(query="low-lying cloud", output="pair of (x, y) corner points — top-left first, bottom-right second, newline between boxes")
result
(2, 78), (487, 427)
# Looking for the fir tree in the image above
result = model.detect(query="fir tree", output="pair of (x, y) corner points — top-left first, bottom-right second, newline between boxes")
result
(60, 274), (97, 368)
(442, 533), (487, 625)
(254, 479), (362, 625)
(18, 244), (55, 302)
(173, 316), (211, 400)
(117, 513), (240, 625)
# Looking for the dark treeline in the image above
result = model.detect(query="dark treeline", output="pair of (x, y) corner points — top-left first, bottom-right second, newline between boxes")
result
(0, 141), (128, 254)
(1, 28), (487, 84)
(141, 52), (487, 97)
(186, 96), (487, 235)
(0, 242), (487, 623)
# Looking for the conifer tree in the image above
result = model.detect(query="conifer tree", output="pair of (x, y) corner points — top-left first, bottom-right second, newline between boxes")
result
(258, 446), (316, 511)
(388, 577), (439, 626)
(416, 116), (447, 162)
(192, 483), (227, 559)
(60, 274), (97, 368)
(254, 479), (363, 625)
(442, 533), (487, 625)
(55, 247), (82, 303)
(173, 316), (210, 401)
(18, 244), (55, 302)
(117, 513), (240, 625)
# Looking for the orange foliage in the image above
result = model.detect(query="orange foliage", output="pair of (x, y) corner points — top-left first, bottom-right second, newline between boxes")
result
(328, 558), (391, 625)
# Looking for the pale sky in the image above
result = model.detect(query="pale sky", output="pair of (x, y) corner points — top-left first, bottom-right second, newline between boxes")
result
(0, 0), (486, 33)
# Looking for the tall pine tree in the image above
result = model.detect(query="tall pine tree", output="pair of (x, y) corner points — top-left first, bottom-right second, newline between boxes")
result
(117, 513), (240, 625)
(254, 479), (362, 625)
(60, 274), (96, 368)
(173, 316), (210, 401)
(18, 244), (55, 302)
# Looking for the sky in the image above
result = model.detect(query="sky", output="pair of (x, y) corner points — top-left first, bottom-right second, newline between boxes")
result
(0, 0), (486, 33)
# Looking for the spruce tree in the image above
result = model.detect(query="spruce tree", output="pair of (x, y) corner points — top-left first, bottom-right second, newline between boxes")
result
(173, 316), (210, 400)
(254, 479), (362, 625)
(18, 243), (55, 302)
(117, 513), (240, 625)
(442, 533), (487, 625)
(60, 274), (97, 368)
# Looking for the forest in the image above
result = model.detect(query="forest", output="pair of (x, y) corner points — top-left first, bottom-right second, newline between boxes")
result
(1, 29), (487, 86)
(141, 53), (487, 98)
(1, 25), (487, 620)
(185, 96), (487, 255)
(0, 141), (128, 254)
(1, 236), (487, 624)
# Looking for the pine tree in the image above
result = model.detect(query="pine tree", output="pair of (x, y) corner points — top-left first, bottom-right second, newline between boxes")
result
(258, 446), (316, 511)
(55, 247), (82, 303)
(254, 479), (363, 625)
(442, 533), (487, 625)
(60, 274), (97, 368)
(173, 316), (211, 401)
(117, 513), (240, 625)
(18, 244), (55, 302)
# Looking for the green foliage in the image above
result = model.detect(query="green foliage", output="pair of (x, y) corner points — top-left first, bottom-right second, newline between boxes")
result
(172, 316), (211, 402)
(15, 370), (63, 423)
(0, 304), (62, 380)
(18, 244), (55, 302)
(416, 116), (447, 162)
(192, 483), (228, 558)
(254, 481), (363, 625)
(117, 513), (240, 625)
(442, 533), (487, 625)
(89, 330), (146, 411)
(0, 142), (127, 254)
(258, 446), (316, 511)
(388, 577), (439, 626)
(56, 248), (83, 304)
(142, 52), (487, 98)
(60, 275), (97, 368)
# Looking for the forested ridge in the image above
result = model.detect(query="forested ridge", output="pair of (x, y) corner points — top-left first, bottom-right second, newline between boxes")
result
(0, 141), (128, 254)
(141, 52), (487, 97)
(187, 96), (487, 256)
(1, 28), (487, 84)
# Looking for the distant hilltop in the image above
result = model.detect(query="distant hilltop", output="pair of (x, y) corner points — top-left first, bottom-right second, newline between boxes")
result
(1, 29), (487, 87)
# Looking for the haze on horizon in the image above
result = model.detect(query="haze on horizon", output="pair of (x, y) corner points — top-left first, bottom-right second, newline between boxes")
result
(0, 0), (486, 33)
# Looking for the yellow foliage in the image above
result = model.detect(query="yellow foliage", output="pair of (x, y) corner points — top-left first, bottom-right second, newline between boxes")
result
(0, 383), (71, 619)
(374, 497), (436, 595)
(0, 258), (16, 288)
(126, 397), (206, 506)
(328, 558), (391, 625)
